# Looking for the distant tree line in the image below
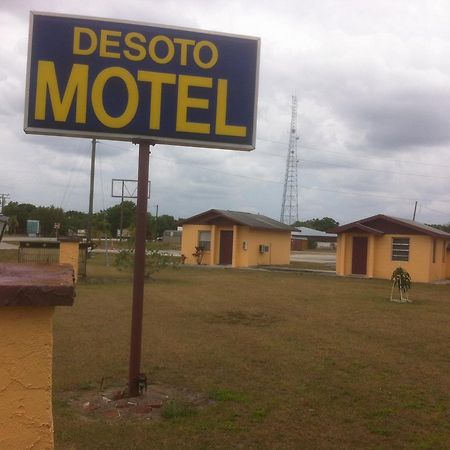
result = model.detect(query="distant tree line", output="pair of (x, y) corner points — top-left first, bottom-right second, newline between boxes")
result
(427, 223), (450, 233)
(292, 217), (340, 232)
(4, 203), (448, 238)
(3, 201), (180, 239)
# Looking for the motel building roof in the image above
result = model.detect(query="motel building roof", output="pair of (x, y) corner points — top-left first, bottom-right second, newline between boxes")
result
(292, 226), (337, 241)
(181, 209), (296, 231)
(331, 214), (450, 239)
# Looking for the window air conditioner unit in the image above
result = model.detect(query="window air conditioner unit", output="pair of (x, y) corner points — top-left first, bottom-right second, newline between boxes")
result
(259, 244), (270, 253)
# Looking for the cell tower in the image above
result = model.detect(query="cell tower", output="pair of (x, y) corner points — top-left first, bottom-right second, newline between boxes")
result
(280, 95), (299, 225)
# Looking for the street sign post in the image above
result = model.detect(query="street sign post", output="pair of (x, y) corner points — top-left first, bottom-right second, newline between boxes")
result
(25, 12), (260, 151)
(25, 12), (260, 397)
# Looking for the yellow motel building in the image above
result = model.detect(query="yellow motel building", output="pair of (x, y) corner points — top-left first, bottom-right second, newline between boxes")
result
(181, 209), (294, 267)
(333, 214), (450, 283)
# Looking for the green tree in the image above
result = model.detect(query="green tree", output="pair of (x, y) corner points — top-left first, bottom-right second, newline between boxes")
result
(6, 215), (19, 235)
(292, 217), (339, 232)
(3, 202), (36, 234)
(33, 205), (65, 236)
(65, 210), (88, 234)
(427, 223), (450, 233)
(104, 201), (136, 237)
(92, 211), (111, 238)
(148, 214), (177, 239)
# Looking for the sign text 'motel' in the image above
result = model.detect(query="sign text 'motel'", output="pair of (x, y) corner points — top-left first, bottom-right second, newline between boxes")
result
(24, 12), (260, 150)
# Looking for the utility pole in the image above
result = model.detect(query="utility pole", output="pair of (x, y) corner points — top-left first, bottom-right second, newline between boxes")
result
(119, 181), (125, 243)
(87, 138), (96, 242)
(0, 194), (10, 213)
(154, 204), (159, 240)
(128, 141), (152, 397)
(280, 96), (299, 225)
(412, 201), (418, 221)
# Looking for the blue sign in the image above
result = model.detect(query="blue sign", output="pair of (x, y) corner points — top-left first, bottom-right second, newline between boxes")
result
(25, 12), (260, 150)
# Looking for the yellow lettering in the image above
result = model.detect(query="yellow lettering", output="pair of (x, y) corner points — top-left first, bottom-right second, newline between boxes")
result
(137, 71), (176, 130)
(123, 32), (146, 61)
(35, 61), (88, 123)
(91, 67), (138, 128)
(73, 27), (97, 56)
(193, 41), (218, 69)
(173, 38), (195, 66)
(215, 79), (247, 137)
(148, 35), (175, 64)
(99, 29), (122, 59)
(176, 75), (212, 134)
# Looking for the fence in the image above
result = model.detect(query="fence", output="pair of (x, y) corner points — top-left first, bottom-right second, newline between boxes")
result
(18, 240), (88, 277)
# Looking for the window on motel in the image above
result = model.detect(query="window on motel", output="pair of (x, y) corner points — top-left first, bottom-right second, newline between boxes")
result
(198, 231), (211, 251)
(392, 238), (409, 262)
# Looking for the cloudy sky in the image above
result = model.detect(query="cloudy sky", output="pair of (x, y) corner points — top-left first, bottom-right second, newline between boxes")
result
(1, 0), (450, 225)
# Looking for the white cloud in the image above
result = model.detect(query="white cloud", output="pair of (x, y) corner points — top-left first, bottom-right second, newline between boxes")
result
(1, 0), (450, 225)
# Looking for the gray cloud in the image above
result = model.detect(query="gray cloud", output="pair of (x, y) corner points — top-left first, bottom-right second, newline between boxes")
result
(1, 0), (450, 225)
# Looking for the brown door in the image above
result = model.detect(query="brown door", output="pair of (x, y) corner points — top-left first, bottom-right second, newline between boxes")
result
(219, 230), (233, 265)
(352, 236), (368, 275)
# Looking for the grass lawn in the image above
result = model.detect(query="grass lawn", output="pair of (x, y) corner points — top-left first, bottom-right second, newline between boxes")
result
(8, 253), (450, 449)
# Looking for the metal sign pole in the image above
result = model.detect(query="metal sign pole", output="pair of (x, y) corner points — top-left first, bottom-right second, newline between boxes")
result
(128, 141), (152, 397)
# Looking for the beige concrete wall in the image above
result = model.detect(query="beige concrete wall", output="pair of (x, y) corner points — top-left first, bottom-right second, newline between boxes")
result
(0, 307), (54, 449)
(336, 232), (449, 283)
(428, 238), (448, 281)
(59, 241), (79, 281)
(181, 224), (213, 265)
(335, 234), (346, 276)
(245, 229), (291, 266)
(447, 248), (450, 278)
(373, 235), (433, 283)
(181, 224), (291, 267)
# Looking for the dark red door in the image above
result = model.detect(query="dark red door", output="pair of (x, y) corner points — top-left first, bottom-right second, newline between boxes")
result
(219, 231), (233, 265)
(352, 236), (368, 275)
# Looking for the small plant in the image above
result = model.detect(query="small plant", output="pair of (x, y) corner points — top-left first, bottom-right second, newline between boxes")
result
(390, 267), (412, 303)
(114, 248), (179, 279)
(192, 246), (204, 264)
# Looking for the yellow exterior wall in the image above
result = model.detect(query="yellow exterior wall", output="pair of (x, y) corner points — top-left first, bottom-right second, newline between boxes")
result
(59, 241), (79, 281)
(181, 224), (291, 267)
(0, 307), (54, 449)
(335, 234), (346, 276)
(447, 248), (450, 278)
(336, 232), (449, 283)
(244, 229), (291, 266)
(181, 224), (215, 265)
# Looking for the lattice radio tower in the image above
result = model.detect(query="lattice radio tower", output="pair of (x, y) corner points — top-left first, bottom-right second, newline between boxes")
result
(280, 95), (299, 225)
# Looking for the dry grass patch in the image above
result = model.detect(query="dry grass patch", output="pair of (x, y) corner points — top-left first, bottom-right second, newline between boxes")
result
(51, 259), (450, 449)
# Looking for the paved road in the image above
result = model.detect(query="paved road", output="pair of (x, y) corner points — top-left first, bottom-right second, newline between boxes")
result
(0, 239), (336, 265)
(290, 251), (336, 264)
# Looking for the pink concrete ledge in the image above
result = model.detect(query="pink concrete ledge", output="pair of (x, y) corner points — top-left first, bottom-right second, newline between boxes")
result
(0, 263), (75, 306)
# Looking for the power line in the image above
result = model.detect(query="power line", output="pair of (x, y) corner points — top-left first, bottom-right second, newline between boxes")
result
(420, 205), (450, 218)
(256, 146), (450, 181)
(99, 141), (450, 204)
(99, 140), (450, 181)
(256, 137), (450, 169)
(97, 141), (450, 221)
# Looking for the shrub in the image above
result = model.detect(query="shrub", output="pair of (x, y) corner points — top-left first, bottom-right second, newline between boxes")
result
(114, 249), (179, 279)
(390, 267), (412, 303)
